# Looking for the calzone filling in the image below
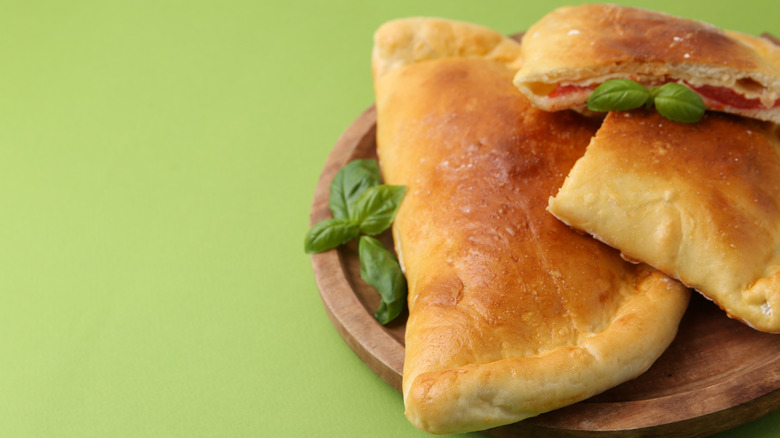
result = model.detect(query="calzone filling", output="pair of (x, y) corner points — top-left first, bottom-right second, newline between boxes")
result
(513, 4), (780, 122)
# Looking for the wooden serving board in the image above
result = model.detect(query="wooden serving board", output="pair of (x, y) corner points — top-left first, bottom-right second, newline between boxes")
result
(310, 32), (780, 435)
(309, 106), (780, 437)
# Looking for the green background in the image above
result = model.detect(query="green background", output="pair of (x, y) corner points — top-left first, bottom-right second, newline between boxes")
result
(0, 0), (778, 436)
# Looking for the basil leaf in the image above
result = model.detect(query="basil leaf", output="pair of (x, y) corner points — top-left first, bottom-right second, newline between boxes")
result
(587, 79), (650, 112)
(651, 82), (706, 123)
(353, 185), (406, 235)
(304, 218), (360, 254)
(329, 159), (381, 220)
(359, 236), (406, 324)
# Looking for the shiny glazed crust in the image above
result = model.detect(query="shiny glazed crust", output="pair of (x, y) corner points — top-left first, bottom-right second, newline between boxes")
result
(514, 4), (780, 123)
(549, 110), (780, 333)
(372, 18), (690, 434)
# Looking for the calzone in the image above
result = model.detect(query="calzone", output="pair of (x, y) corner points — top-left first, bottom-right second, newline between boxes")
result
(372, 18), (691, 434)
(549, 110), (780, 333)
(513, 4), (780, 123)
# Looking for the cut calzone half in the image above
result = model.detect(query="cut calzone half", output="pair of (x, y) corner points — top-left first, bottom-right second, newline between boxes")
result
(549, 110), (780, 333)
(372, 18), (690, 434)
(514, 4), (780, 123)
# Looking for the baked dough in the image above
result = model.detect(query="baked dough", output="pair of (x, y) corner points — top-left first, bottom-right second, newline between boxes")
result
(549, 109), (780, 333)
(372, 18), (691, 434)
(513, 4), (780, 123)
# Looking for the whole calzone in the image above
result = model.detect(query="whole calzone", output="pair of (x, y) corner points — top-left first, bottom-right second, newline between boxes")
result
(372, 17), (691, 434)
(513, 4), (780, 123)
(549, 110), (780, 333)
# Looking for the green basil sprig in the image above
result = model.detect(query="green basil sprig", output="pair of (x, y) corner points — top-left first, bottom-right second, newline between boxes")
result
(329, 159), (381, 221)
(587, 79), (705, 123)
(353, 185), (406, 235)
(304, 159), (407, 324)
(359, 235), (406, 324)
(649, 82), (707, 124)
(586, 79), (650, 112)
(303, 218), (359, 254)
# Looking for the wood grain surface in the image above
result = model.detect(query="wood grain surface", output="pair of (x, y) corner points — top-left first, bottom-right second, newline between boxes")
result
(309, 40), (780, 435)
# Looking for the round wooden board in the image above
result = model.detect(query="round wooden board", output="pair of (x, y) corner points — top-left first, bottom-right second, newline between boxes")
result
(310, 109), (780, 438)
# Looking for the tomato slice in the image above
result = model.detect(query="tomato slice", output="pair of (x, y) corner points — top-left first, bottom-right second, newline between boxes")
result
(549, 80), (780, 110)
(689, 84), (780, 110)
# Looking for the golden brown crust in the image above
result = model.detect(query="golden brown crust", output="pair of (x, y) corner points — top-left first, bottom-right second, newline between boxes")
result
(549, 110), (780, 333)
(372, 17), (523, 80)
(514, 4), (780, 123)
(373, 18), (690, 434)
